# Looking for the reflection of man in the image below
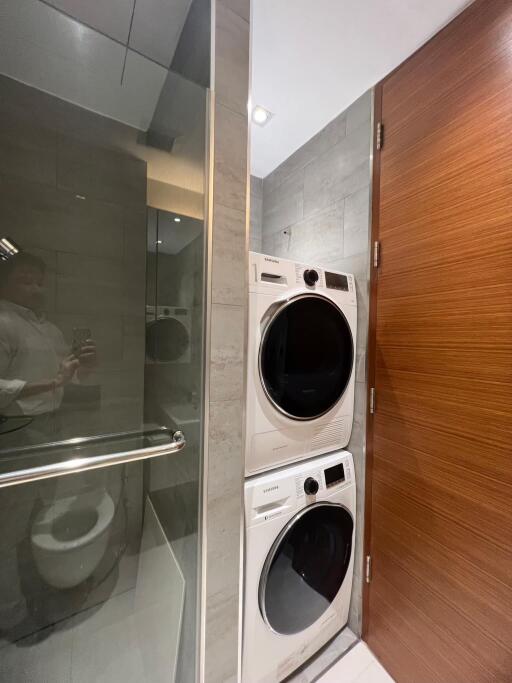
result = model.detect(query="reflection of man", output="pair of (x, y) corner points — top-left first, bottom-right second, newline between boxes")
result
(0, 253), (96, 422)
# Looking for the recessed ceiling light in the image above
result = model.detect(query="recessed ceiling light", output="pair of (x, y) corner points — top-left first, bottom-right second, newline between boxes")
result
(174, 217), (181, 223)
(0, 237), (19, 257)
(252, 105), (273, 127)
(156, 240), (163, 244)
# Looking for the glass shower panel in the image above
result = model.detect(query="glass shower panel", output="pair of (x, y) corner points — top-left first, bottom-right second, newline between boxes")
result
(0, 0), (210, 681)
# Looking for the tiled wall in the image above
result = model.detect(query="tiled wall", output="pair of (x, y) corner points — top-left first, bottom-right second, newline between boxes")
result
(249, 176), (263, 252)
(203, 0), (250, 681)
(252, 90), (373, 635)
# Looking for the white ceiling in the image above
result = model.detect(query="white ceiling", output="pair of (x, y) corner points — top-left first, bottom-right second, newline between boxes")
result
(44, 0), (193, 67)
(251, 0), (474, 178)
(0, 0), (193, 131)
(44, 0), (135, 44)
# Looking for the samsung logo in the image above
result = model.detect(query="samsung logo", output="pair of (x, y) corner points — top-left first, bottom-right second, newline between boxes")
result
(264, 257), (279, 264)
(263, 485), (279, 494)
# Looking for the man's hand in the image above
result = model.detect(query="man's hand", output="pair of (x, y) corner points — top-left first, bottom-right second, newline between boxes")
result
(77, 339), (97, 369)
(55, 355), (80, 387)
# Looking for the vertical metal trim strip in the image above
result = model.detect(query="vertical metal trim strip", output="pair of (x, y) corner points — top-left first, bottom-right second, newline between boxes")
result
(198, 81), (215, 683)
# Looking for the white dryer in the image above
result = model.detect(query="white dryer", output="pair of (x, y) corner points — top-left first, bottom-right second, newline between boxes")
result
(246, 252), (357, 476)
(243, 451), (356, 683)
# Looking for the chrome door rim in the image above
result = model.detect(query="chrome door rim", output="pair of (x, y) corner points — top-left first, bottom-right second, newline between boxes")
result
(258, 501), (354, 635)
(258, 293), (354, 421)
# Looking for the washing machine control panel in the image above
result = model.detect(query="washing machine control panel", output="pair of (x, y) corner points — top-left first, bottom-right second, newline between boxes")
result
(324, 462), (346, 488)
(294, 458), (352, 498)
(245, 452), (354, 525)
(294, 263), (325, 288)
(295, 469), (323, 498)
(325, 271), (350, 292)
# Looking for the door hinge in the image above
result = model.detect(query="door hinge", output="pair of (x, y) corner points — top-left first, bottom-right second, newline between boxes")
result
(369, 387), (376, 414)
(365, 555), (372, 584)
(376, 122), (384, 150)
(373, 240), (380, 268)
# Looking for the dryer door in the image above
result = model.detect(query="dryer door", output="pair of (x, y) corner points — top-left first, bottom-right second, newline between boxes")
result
(146, 317), (190, 362)
(259, 502), (354, 635)
(259, 294), (354, 420)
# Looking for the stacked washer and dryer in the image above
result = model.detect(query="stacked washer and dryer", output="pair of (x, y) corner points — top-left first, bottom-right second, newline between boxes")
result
(243, 252), (358, 683)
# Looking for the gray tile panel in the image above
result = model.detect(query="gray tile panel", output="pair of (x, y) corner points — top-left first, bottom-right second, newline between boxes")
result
(263, 111), (347, 197)
(303, 124), (371, 218)
(215, 3), (250, 116)
(213, 103), (248, 213)
(212, 203), (247, 306)
(263, 167), (304, 234)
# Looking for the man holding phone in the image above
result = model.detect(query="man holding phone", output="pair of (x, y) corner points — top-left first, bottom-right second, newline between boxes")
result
(0, 252), (97, 440)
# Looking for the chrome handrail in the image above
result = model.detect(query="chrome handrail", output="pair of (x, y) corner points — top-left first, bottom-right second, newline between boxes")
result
(0, 425), (174, 456)
(0, 430), (186, 488)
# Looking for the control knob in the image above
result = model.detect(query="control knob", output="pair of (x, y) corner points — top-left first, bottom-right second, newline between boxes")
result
(304, 477), (319, 496)
(304, 269), (319, 286)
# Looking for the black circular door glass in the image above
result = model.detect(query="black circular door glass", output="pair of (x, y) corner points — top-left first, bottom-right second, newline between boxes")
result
(260, 295), (353, 419)
(260, 504), (354, 635)
(146, 318), (189, 362)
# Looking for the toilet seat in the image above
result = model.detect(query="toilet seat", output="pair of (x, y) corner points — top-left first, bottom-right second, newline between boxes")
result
(32, 491), (115, 553)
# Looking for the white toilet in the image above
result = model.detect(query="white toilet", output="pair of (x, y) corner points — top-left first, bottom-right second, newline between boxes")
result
(31, 489), (115, 589)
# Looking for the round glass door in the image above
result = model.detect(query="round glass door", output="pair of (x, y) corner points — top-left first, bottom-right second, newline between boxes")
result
(259, 503), (354, 635)
(259, 294), (354, 420)
(146, 317), (190, 362)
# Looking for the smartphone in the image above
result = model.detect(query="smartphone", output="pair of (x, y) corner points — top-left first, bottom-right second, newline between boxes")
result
(72, 327), (91, 356)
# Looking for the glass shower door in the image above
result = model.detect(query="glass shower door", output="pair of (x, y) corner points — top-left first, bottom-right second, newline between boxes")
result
(0, 0), (210, 681)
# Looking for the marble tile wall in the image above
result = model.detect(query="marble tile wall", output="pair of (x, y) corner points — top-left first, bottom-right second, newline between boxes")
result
(203, 1), (250, 681)
(249, 176), (263, 252)
(256, 90), (373, 635)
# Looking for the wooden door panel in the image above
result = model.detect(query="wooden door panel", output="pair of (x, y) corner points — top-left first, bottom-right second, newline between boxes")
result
(374, 346), (510, 384)
(372, 463), (510, 556)
(370, 549), (509, 680)
(372, 475), (512, 588)
(373, 437), (511, 521)
(371, 499), (512, 637)
(375, 380), (510, 452)
(374, 416), (510, 482)
(365, 1), (512, 681)
(368, 608), (444, 683)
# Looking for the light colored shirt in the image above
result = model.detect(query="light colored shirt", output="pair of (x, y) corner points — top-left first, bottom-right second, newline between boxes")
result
(0, 300), (68, 415)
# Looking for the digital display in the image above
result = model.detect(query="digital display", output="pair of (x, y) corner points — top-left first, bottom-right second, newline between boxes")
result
(325, 272), (349, 291)
(324, 463), (345, 487)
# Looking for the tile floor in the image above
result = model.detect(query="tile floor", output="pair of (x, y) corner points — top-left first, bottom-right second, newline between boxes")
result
(317, 642), (395, 683)
(0, 590), (145, 682)
(286, 627), (358, 682)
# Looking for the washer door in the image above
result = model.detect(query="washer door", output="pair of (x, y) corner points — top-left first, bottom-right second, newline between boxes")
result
(259, 294), (354, 420)
(259, 502), (354, 635)
(146, 317), (189, 363)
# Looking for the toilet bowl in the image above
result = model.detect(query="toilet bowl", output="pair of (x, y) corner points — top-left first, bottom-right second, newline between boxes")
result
(31, 490), (115, 589)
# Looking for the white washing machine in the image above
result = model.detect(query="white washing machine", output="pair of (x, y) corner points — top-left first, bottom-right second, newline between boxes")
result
(145, 305), (191, 363)
(246, 252), (357, 476)
(243, 451), (356, 683)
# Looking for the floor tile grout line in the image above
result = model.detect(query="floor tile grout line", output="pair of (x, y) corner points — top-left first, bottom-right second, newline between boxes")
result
(350, 659), (382, 683)
(310, 636), (361, 683)
(316, 642), (389, 683)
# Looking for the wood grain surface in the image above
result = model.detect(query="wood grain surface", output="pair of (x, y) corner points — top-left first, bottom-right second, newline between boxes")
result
(364, 1), (512, 681)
